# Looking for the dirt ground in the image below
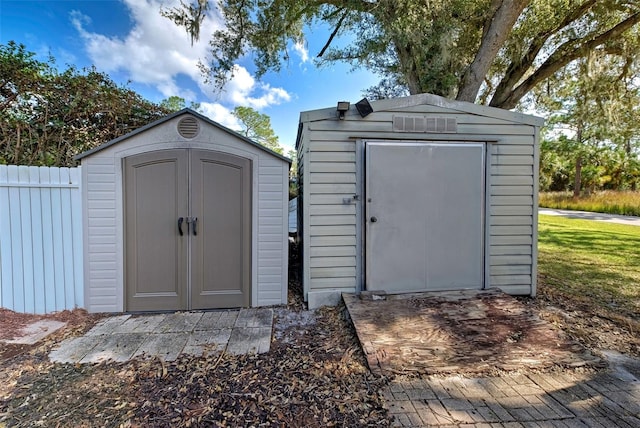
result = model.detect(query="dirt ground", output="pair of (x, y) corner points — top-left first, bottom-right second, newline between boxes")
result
(1, 271), (639, 426)
(529, 275), (640, 358)
(0, 308), (103, 361)
(0, 272), (390, 427)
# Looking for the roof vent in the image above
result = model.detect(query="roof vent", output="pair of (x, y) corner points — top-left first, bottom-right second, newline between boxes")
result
(393, 115), (425, 132)
(177, 116), (200, 139)
(393, 115), (457, 133)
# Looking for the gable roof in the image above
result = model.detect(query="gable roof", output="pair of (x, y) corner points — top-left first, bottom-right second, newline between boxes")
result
(75, 108), (291, 163)
(298, 92), (545, 127)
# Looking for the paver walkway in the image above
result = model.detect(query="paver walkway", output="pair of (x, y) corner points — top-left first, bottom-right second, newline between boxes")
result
(49, 308), (273, 363)
(384, 361), (640, 427)
(344, 290), (640, 426)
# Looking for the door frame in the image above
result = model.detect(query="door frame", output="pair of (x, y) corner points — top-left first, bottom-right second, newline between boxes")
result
(122, 147), (253, 311)
(360, 139), (491, 294)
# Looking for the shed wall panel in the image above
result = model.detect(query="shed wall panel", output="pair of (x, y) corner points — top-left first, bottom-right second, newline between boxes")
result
(82, 113), (289, 312)
(309, 163), (356, 173)
(298, 97), (540, 303)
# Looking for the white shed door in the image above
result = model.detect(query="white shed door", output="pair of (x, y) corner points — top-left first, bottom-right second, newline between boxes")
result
(365, 142), (485, 293)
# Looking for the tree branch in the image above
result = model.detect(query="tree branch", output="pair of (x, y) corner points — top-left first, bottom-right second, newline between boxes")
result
(491, 0), (597, 107)
(490, 11), (640, 109)
(317, 9), (348, 58)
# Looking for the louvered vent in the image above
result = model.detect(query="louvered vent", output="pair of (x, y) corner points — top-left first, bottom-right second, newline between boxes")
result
(177, 116), (200, 139)
(393, 115), (457, 133)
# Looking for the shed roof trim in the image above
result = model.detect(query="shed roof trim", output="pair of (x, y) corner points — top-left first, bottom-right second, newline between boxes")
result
(75, 108), (291, 163)
(298, 93), (544, 127)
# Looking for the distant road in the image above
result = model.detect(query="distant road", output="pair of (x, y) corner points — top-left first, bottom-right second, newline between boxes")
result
(539, 208), (640, 227)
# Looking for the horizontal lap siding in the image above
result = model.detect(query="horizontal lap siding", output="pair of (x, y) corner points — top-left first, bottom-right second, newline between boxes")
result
(488, 135), (536, 294)
(305, 134), (358, 292)
(300, 105), (538, 299)
(257, 159), (288, 306)
(84, 158), (119, 312)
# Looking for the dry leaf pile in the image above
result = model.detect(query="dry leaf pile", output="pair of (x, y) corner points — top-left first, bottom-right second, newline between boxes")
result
(0, 306), (391, 427)
(0, 309), (102, 363)
(525, 280), (640, 358)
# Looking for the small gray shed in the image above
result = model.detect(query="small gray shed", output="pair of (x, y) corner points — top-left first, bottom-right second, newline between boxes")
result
(77, 109), (290, 312)
(296, 93), (544, 309)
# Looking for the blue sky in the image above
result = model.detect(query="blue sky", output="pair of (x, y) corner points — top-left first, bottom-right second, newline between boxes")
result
(0, 0), (381, 152)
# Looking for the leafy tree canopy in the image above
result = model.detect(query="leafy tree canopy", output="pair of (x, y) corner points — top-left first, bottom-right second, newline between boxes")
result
(164, 0), (640, 109)
(231, 106), (283, 154)
(1, 41), (170, 166)
(160, 95), (202, 112)
(535, 37), (640, 194)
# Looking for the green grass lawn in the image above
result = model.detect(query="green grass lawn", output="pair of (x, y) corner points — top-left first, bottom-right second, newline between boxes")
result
(538, 214), (640, 319)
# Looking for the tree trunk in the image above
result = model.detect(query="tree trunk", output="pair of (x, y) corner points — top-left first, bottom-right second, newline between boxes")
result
(394, 42), (421, 95)
(573, 156), (582, 198)
(456, 0), (530, 103)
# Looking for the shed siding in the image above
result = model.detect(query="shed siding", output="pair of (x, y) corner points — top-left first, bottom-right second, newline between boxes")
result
(83, 157), (119, 312)
(298, 96), (540, 303)
(305, 137), (358, 294)
(257, 158), (289, 306)
(82, 114), (288, 312)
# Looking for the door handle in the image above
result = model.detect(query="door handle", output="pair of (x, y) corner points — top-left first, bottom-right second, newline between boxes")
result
(191, 217), (198, 236)
(178, 217), (184, 236)
(370, 216), (378, 223)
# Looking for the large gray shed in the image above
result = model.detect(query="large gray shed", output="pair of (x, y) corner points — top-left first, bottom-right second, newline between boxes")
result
(77, 109), (290, 312)
(296, 93), (544, 309)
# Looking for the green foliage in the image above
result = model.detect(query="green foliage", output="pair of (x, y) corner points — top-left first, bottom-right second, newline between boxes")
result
(166, 0), (640, 108)
(539, 191), (640, 216)
(1, 42), (170, 166)
(287, 148), (298, 199)
(538, 135), (626, 193)
(539, 136), (640, 194)
(160, 96), (187, 112)
(538, 214), (640, 316)
(159, 96), (202, 112)
(534, 28), (640, 195)
(231, 106), (283, 154)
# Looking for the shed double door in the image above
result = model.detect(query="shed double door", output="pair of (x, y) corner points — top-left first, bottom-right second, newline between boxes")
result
(124, 149), (251, 311)
(365, 141), (485, 293)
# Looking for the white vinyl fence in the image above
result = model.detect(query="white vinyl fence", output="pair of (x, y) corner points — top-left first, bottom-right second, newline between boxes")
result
(0, 165), (83, 314)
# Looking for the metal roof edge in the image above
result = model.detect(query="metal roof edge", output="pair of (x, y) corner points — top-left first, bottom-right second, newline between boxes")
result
(295, 93), (545, 127)
(75, 108), (291, 164)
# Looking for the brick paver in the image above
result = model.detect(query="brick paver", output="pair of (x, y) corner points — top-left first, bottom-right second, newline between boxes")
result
(383, 368), (640, 427)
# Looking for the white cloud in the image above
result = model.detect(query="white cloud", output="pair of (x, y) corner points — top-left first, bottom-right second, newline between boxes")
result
(220, 65), (291, 109)
(197, 102), (241, 131)
(293, 40), (309, 63)
(71, 0), (291, 110)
